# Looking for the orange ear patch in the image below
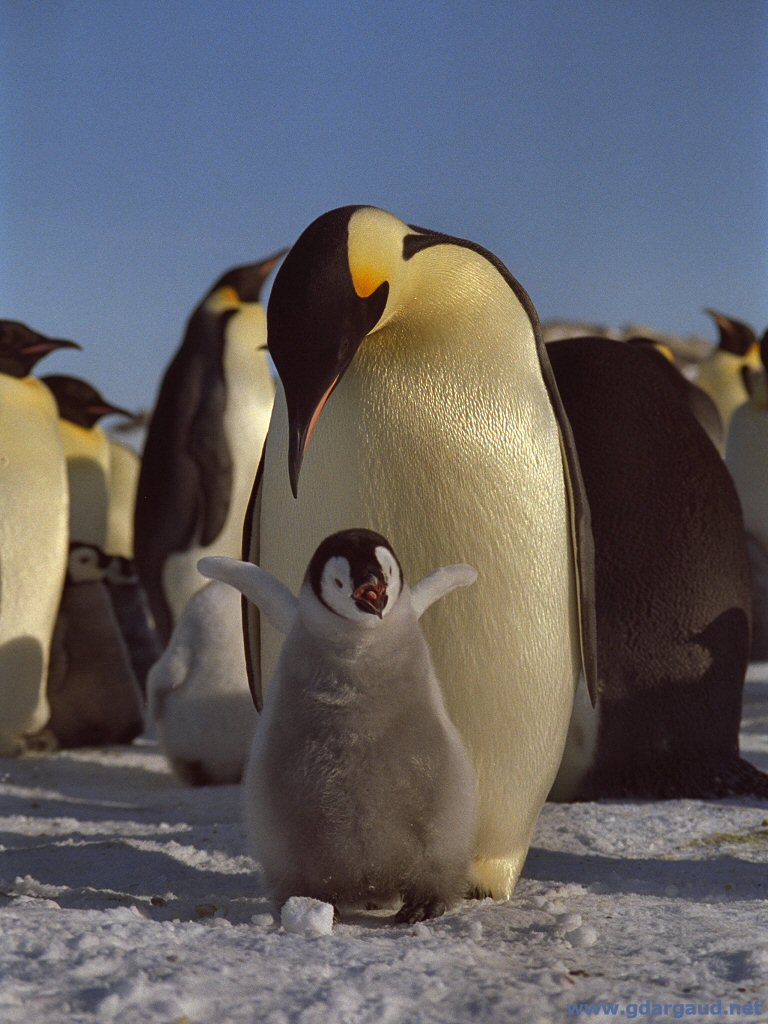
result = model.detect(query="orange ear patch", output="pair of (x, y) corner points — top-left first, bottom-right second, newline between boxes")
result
(351, 265), (383, 299)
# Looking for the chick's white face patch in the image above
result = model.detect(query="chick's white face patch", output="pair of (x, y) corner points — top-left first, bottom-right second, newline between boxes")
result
(318, 548), (402, 623)
(374, 545), (402, 608)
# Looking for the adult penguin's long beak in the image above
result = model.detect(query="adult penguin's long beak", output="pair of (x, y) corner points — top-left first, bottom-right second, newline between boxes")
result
(287, 374), (341, 499)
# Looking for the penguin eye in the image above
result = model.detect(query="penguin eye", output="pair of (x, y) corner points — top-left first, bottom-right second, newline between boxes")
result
(334, 578), (344, 589)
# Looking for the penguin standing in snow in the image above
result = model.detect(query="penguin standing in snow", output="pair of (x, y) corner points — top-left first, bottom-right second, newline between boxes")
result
(0, 322), (79, 754)
(103, 437), (162, 691)
(695, 309), (761, 430)
(41, 375), (144, 748)
(546, 336), (767, 799)
(134, 253), (284, 644)
(242, 206), (598, 900)
(726, 328), (768, 660)
(147, 579), (257, 785)
(200, 528), (478, 923)
(46, 543), (144, 748)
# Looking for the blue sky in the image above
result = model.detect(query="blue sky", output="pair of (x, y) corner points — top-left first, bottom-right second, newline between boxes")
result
(2, 0), (767, 415)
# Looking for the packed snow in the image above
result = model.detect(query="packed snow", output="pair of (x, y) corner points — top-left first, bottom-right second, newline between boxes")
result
(0, 669), (766, 1023)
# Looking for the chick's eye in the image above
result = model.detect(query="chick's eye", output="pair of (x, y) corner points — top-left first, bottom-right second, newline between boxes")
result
(334, 578), (343, 589)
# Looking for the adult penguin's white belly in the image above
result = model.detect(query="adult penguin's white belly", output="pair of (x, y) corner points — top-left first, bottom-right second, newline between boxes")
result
(257, 240), (582, 899)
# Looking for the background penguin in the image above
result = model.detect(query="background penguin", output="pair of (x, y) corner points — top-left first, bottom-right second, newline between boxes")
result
(242, 205), (598, 901)
(625, 336), (725, 454)
(199, 528), (478, 923)
(694, 309), (761, 430)
(41, 374), (135, 549)
(546, 336), (768, 799)
(725, 328), (768, 660)
(146, 579), (257, 785)
(134, 252), (285, 644)
(45, 543), (144, 748)
(105, 425), (162, 690)
(41, 374), (146, 744)
(0, 321), (79, 754)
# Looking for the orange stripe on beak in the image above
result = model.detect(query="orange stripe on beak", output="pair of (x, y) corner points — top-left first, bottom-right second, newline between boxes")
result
(304, 375), (339, 456)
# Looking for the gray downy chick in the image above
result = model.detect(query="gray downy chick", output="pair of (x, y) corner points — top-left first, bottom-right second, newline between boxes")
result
(198, 527), (478, 924)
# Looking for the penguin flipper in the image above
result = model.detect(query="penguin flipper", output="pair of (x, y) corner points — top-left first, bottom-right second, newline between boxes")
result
(411, 564), (478, 619)
(197, 556), (298, 635)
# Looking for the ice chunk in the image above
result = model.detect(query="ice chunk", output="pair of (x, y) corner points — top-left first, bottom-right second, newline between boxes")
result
(280, 897), (335, 936)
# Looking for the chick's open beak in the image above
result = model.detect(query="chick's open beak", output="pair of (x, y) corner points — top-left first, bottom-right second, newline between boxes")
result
(353, 577), (388, 618)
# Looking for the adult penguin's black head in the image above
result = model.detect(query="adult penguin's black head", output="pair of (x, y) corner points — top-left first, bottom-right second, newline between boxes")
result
(0, 321), (81, 378)
(266, 206), (398, 498)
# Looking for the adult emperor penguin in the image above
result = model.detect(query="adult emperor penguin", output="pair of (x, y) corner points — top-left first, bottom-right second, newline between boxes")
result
(243, 205), (598, 900)
(547, 336), (767, 799)
(200, 528), (478, 922)
(134, 252), (285, 644)
(726, 328), (768, 659)
(695, 309), (761, 430)
(0, 321), (80, 754)
(41, 374), (135, 550)
(626, 336), (725, 454)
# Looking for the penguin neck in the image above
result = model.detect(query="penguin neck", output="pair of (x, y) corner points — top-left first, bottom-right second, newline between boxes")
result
(222, 304), (275, 409)
(296, 588), (413, 665)
(370, 243), (537, 366)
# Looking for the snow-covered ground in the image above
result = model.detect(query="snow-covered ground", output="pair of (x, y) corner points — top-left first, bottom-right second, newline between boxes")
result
(1, 671), (767, 1024)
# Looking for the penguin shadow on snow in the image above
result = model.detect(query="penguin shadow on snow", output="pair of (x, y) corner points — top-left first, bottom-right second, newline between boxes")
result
(523, 846), (768, 904)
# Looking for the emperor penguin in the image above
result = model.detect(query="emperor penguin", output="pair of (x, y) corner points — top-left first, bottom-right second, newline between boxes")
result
(103, 438), (162, 691)
(725, 328), (768, 659)
(546, 336), (767, 799)
(147, 578), (257, 785)
(0, 321), (80, 754)
(200, 528), (478, 923)
(134, 252), (285, 644)
(695, 309), (761, 430)
(242, 206), (598, 900)
(46, 543), (144, 748)
(41, 374), (135, 550)
(42, 374), (146, 744)
(626, 336), (725, 454)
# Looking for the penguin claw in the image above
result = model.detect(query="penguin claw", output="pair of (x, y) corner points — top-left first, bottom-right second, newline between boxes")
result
(394, 898), (447, 925)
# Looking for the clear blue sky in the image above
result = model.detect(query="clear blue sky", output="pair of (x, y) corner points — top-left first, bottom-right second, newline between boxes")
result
(2, 0), (766, 415)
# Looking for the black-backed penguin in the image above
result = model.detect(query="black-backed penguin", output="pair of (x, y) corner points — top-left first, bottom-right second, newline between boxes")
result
(626, 337), (725, 454)
(241, 206), (598, 900)
(134, 253), (284, 644)
(41, 374), (135, 550)
(547, 336), (768, 799)
(200, 528), (478, 922)
(695, 309), (761, 430)
(46, 543), (144, 748)
(147, 578), (257, 785)
(726, 329), (768, 659)
(0, 322), (80, 754)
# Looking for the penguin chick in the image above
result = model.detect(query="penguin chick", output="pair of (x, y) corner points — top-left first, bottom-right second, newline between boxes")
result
(146, 579), (257, 785)
(47, 543), (145, 749)
(198, 528), (478, 924)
